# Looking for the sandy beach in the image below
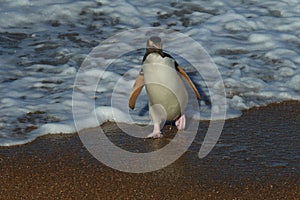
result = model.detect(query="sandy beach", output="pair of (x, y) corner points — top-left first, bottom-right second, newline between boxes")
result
(0, 101), (299, 199)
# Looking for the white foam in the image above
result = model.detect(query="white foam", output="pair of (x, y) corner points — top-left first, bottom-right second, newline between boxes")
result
(35, 123), (76, 136)
(288, 75), (300, 92)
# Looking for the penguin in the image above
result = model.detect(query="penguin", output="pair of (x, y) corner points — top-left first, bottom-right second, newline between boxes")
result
(129, 36), (202, 138)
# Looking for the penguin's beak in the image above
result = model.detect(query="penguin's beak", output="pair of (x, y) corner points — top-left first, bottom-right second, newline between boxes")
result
(152, 42), (161, 49)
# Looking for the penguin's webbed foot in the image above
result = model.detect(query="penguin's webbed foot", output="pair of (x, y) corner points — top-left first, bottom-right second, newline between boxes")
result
(146, 132), (163, 139)
(175, 114), (186, 130)
(146, 123), (163, 139)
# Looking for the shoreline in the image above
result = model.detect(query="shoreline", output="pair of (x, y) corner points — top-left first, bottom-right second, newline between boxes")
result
(1, 101), (299, 199)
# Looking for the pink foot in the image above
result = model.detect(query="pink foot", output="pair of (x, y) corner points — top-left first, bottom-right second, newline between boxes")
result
(175, 114), (186, 130)
(146, 123), (163, 138)
(146, 132), (163, 138)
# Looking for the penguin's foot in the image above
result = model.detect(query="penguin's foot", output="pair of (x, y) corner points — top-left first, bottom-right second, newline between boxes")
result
(175, 114), (186, 130)
(146, 123), (163, 138)
(146, 131), (163, 139)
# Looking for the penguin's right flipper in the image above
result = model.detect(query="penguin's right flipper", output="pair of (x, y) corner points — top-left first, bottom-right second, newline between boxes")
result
(176, 66), (202, 100)
(129, 74), (144, 109)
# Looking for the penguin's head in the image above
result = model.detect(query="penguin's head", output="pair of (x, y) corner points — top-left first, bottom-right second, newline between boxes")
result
(146, 36), (162, 50)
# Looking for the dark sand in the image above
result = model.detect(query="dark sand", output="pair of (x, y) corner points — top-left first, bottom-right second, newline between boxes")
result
(0, 101), (299, 199)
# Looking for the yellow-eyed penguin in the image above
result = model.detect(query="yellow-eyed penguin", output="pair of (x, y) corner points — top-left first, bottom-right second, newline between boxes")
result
(129, 36), (202, 138)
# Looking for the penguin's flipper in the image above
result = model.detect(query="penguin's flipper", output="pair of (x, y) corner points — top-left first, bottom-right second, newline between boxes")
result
(129, 74), (144, 109)
(176, 66), (202, 100)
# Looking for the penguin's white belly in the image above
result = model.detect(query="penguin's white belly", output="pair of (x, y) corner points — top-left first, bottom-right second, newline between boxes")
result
(142, 54), (188, 121)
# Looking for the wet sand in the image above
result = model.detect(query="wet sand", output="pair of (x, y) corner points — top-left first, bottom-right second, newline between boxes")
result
(0, 101), (299, 199)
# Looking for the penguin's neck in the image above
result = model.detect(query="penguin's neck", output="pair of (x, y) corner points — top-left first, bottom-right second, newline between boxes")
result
(143, 48), (164, 62)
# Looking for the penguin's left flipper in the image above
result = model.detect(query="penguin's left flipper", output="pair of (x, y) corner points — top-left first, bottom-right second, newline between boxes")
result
(129, 74), (144, 109)
(176, 66), (202, 100)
